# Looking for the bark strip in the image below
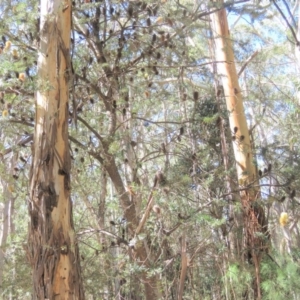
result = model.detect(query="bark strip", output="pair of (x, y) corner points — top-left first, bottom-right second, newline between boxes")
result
(27, 1), (84, 299)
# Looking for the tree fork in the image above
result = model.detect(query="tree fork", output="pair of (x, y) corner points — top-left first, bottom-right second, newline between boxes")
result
(103, 153), (162, 299)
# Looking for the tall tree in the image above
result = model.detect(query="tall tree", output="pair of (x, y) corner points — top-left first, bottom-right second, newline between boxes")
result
(26, 0), (84, 298)
(211, 3), (268, 299)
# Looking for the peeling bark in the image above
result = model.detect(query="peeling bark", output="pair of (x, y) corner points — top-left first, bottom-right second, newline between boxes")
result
(27, 1), (84, 299)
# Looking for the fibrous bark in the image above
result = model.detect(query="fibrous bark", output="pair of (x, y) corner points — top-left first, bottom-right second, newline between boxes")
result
(27, 1), (84, 299)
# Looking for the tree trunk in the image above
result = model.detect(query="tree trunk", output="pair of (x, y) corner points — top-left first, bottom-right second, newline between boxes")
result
(76, 118), (162, 299)
(103, 153), (161, 299)
(0, 152), (17, 296)
(27, 0), (84, 299)
(177, 233), (188, 300)
(0, 194), (10, 295)
(211, 4), (268, 299)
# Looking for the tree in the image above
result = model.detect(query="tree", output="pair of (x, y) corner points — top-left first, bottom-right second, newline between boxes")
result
(211, 2), (268, 299)
(25, 0), (84, 298)
(0, 152), (16, 297)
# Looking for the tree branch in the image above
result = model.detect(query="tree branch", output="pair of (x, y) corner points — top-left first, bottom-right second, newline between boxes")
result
(238, 50), (259, 77)
(272, 0), (299, 45)
(135, 190), (155, 235)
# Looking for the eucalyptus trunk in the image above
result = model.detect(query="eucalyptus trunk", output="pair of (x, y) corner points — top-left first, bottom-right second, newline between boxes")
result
(27, 0), (84, 298)
(211, 4), (268, 299)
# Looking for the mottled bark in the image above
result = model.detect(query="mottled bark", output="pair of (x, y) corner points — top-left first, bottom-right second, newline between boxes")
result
(27, 0), (84, 299)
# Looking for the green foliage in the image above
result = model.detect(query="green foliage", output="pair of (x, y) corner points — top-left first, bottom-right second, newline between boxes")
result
(224, 262), (253, 297)
(261, 254), (300, 299)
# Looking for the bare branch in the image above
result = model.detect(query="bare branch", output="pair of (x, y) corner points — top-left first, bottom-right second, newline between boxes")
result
(135, 190), (155, 235)
(281, 0), (297, 28)
(272, 0), (299, 45)
(238, 50), (259, 77)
